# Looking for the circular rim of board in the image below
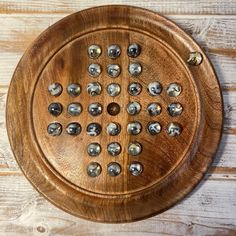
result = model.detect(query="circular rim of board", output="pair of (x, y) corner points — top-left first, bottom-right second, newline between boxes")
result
(6, 5), (223, 222)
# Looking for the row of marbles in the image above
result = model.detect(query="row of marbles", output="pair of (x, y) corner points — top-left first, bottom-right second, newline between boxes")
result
(87, 161), (143, 177)
(48, 101), (183, 117)
(87, 43), (141, 59)
(48, 82), (182, 97)
(47, 121), (182, 137)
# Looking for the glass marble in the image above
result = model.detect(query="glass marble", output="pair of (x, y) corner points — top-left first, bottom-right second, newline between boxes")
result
(107, 162), (121, 177)
(87, 44), (102, 59)
(107, 64), (121, 78)
(66, 122), (81, 135)
(87, 143), (101, 157)
(48, 103), (62, 116)
(127, 121), (142, 135)
(147, 122), (161, 135)
(167, 122), (182, 136)
(88, 103), (103, 116)
(107, 142), (121, 156)
(67, 103), (82, 116)
(107, 83), (121, 97)
(107, 44), (121, 59)
(147, 103), (162, 116)
(129, 162), (143, 176)
(87, 162), (102, 177)
(47, 122), (62, 136)
(88, 63), (102, 77)
(128, 82), (142, 96)
(48, 83), (62, 96)
(67, 83), (81, 97)
(128, 62), (142, 76)
(187, 51), (203, 66)
(147, 82), (162, 96)
(106, 122), (121, 136)
(167, 83), (182, 97)
(127, 102), (141, 115)
(167, 103), (183, 116)
(128, 142), (142, 156)
(127, 43), (141, 58)
(86, 123), (102, 136)
(87, 82), (102, 96)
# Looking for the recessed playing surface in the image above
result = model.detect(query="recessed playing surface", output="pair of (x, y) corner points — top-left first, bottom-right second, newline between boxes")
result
(33, 30), (197, 194)
(6, 6), (223, 222)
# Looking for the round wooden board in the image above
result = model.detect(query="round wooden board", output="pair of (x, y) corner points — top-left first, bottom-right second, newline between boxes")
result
(6, 5), (223, 223)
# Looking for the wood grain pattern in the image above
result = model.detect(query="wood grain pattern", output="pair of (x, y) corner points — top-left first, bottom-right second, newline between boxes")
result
(0, 1), (235, 235)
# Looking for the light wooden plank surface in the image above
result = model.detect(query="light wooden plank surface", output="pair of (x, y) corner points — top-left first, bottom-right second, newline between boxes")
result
(1, 15), (236, 88)
(0, 1), (236, 235)
(0, 0), (236, 15)
(0, 175), (235, 236)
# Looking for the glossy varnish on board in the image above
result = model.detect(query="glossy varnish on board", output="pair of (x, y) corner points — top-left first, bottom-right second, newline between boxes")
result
(6, 5), (223, 222)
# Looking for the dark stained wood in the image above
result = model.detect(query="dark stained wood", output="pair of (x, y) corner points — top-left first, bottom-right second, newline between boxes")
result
(6, 5), (223, 222)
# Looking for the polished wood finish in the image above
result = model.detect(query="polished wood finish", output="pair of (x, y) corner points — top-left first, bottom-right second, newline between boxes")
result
(6, 5), (223, 222)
